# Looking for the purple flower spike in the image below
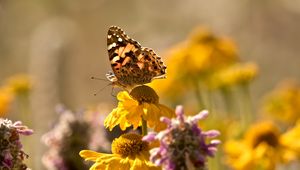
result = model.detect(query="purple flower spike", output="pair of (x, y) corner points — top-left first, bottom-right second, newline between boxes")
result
(160, 117), (171, 126)
(175, 105), (185, 122)
(143, 106), (221, 170)
(203, 130), (220, 138)
(189, 110), (209, 124)
(142, 132), (156, 142)
(42, 105), (110, 170)
(0, 119), (33, 169)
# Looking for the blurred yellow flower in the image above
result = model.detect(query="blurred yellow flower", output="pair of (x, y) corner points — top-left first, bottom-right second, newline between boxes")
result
(173, 27), (238, 78)
(150, 27), (239, 101)
(209, 62), (258, 89)
(104, 85), (174, 131)
(0, 86), (14, 116)
(281, 120), (300, 159)
(6, 74), (32, 96)
(262, 80), (300, 125)
(80, 133), (160, 170)
(224, 121), (299, 170)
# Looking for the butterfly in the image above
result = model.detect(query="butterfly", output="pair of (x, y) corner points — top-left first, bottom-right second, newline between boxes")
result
(106, 26), (166, 90)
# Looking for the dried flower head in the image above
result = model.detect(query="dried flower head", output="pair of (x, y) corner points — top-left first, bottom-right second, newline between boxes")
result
(42, 105), (109, 170)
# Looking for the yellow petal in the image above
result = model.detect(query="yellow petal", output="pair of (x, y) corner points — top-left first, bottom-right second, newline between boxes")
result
(143, 104), (160, 128)
(119, 113), (132, 130)
(117, 91), (132, 102)
(79, 150), (104, 161)
(126, 105), (143, 129)
(104, 108), (121, 131)
(117, 157), (131, 170)
(90, 162), (106, 170)
(158, 104), (175, 118)
(131, 157), (143, 170)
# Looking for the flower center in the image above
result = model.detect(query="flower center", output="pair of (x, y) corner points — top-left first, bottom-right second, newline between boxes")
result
(129, 85), (159, 104)
(252, 131), (279, 148)
(111, 133), (149, 157)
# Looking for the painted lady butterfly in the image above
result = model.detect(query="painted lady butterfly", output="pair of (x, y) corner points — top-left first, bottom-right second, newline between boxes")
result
(106, 26), (166, 90)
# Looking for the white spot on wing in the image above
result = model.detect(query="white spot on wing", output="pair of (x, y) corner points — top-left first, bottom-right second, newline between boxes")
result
(112, 56), (120, 62)
(106, 72), (117, 82)
(108, 35), (112, 39)
(118, 38), (123, 42)
(108, 43), (116, 50)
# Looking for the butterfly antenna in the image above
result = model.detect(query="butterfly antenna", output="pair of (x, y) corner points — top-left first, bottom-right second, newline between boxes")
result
(91, 76), (110, 82)
(93, 83), (112, 96)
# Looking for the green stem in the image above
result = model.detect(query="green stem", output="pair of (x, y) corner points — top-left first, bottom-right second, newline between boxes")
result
(239, 83), (253, 128)
(220, 87), (235, 116)
(193, 80), (205, 110)
(142, 118), (148, 136)
(17, 94), (31, 125)
(206, 89), (214, 114)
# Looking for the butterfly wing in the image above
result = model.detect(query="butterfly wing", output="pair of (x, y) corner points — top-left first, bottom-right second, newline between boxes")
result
(138, 47), (166, 79)
(107, 26), (166, 88)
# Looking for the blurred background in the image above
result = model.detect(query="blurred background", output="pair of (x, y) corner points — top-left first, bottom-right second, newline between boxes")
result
(1, 0), (300, 169)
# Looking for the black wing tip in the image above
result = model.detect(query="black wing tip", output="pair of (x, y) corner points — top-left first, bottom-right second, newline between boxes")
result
(108, 26), (126, 37)
(108, 25), (123, 32)
(109, 25), (120, 28)
(141, 47), (154, 52)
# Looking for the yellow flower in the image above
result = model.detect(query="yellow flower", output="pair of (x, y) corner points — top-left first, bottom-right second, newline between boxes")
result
(150, 26), (239, 102)
(80, 133), (160, 170)
(209, 62), (258, 89)
(224, 121), (299, 170)
(149, 44), (188, 101)
(280, 120), (300, 161)
(172, 26), (238, 79)
(0, 86), (14, 116)
(6, 74), (32, 96)
(262, 80), (300, 125)
(188, 27), (238, 74)
(104, 85), (174, 132)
